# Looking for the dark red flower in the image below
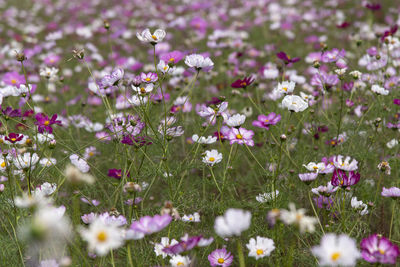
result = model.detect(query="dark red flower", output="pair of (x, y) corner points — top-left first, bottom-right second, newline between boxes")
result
(336, 22), (351, 29)
(108, 169), (129, 179)
(231, 76), (255, 89)
(331, 169), (360, 187)
(5, 133), (24, 143)
(34, 113), (62, 133)
(276, 51), (300, 64)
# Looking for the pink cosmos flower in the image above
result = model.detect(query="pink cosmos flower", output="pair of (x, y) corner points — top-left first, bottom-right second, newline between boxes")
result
(227, 127), (254, 146)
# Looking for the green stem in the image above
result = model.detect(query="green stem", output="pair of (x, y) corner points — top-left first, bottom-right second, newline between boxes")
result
(237, 240), (246, 267)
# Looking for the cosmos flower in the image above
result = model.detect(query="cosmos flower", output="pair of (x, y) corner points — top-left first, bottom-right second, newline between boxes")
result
(35, 113), (62, 134)
(100, 69), (124, 88)
(170, 255), (191, 267)
(227, 127), (254, 146)
(182, 212), (200, 222)
(153, 237), (179, 258)
(192, 134), (217, 144)
(246, 236), (275, 260)
(4, 133), (24, 144)
(214, 208), (251, 237)
(360, 234), (399, 264)
(208, 248), (233, 267)
(276, 81), (296, 94)
(252, 113), (281, 130)
(226, 114), (246, 127)
(140, 72), (158, 83)
(276, 51), (300, 64)
(280, 203), (317, 233)
(332, 155), (358, 171)
(331, 169), (360, 188)
(281, 95), (308, 112)
(312, 233), (360, 266)
(160, 50), (184, 64)
(298, 173), (318, 183)
(107, 169), (129, 179)
(129, 214), (172, 236)
(231, 76), (255, 89)
(80, 218), (124, 256)
(371, 84), (389, 95)
(3, 71), (25, 87)
(136, 28), (166, 44)
(203, 149), (223, 166)
(381, 187), (400, 198)
(185, 54), (214, 71)
(162, 235), (202, 254)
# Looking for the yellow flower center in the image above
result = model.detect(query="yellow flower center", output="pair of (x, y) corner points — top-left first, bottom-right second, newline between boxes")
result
(264, 119), (269, 122)
(331, 140), (336, 145)
(163, 66), (168, 70)
(331, 252), (340, 261)
(89, 152), (94, 156)
(11, 79), (17, 84)
(256, 249), (264, 255)
(296, 214), (303, 222)
(283, 87), (288, 91)
(0, 162), (5, 168)
(177, 262), (184, 266)
(151, 35), (157, 40)
(145, 78), (151, 82)
(140, 87), (146, 94)
(96, 231), (108, 242)
(379, 249), (385, 255)
(209, 157), (215, 162)
(11, 138), (16, 142)
(236, 134), (243, 139)
(241, 82), (247, 86)
(44, 120), (50, 126)
(169, 58), (175, 62)
(189, 217), (193, 220)
(340, 180), (344, 185)
(218, 258), (225, 264)
(313, 166), (318, 170)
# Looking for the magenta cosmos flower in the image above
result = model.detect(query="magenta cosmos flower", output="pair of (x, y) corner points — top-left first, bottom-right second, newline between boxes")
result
(163, 235), (202, 254)
(107, 169), (130, 179)
(3, 71), (25, 87)
(276, 51), (300, 64)
(5, 133), (24, 143)
(227, 127), (254, 146)
(208, 248), (233, 267)
(330, 169), (360, 187)
(252, 113), (281, 130)
(160, 50), (184, 64)
(360, 234), (399, 264)
(381, 187), (400, 198)
(394, 99), (400, 105)
(231, 76), (255, 89)
(130, 214), (172, 235)
(34, 113), (62, 134)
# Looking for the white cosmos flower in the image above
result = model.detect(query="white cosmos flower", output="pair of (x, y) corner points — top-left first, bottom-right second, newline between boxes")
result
(154, 237), (179, 258)
(226, 113), (246, 127)
(280, 203), (317, 233)
(185, 54), (214, 70)
(386, 139), (398, 149)
(128, 95), (148, 106)
(202, 149), (222, 166)
(246, 236), (275, 260)
(131, 84), (154, 95)
(157, 60), (175, 74)
(300, 91), (314, 101)
(256, 190), (279, 203)
(371, 84), (389, 95)
(69, 154), (90, 173)
(14, 152), (40, 170)
(170, 255), (191, 267)
(281, 95), (308, 112)
(303, 162), (326, 173)
(192, 134), (217, 144)
(350, 197), (368, 215)
(136, 29), (166, 44)
(332, 155), (358, 171)
(80, 218), (124, 256)
(182, 212), (200, 222)
(39, 158), (57, 167)
(214, 208), (251, 237)
(311, 233), (360, 266)
(276, 81), (296, 94)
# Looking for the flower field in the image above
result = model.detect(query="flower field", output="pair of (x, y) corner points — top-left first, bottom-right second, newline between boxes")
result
(0, 0), (399, 266)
